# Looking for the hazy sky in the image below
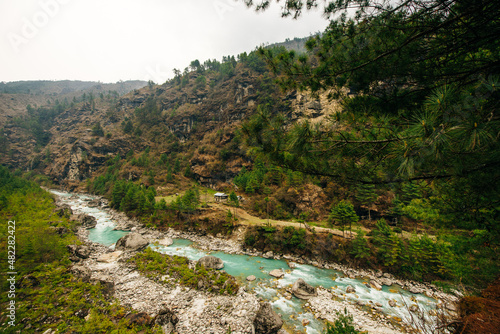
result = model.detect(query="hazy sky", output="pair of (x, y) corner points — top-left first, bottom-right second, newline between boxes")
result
(0, 0), (328, 83)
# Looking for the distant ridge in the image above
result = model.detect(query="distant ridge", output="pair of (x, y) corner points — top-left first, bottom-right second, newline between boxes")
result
(266, 35), (317, 54)
(0, 80), (148, 96)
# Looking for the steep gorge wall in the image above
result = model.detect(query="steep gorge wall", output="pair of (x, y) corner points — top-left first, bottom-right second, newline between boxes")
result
(1, 70), (342, 189)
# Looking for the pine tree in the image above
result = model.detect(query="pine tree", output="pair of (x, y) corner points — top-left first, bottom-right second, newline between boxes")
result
(111, 180), (126, 209)
(174, 158), (181, 173)
(229, 191), (239, 220)
(329, 200), (359, 239)
(355, 182), (377, 221)
(240, 0), (500, 232)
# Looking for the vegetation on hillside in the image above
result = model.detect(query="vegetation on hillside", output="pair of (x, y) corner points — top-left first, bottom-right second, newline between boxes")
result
(129, 248), (240, 295)
(0, 166), (161, 333)
(0, 1), (497, 315)
(238, 0), (499, 288)
(3, 2), (498, 333)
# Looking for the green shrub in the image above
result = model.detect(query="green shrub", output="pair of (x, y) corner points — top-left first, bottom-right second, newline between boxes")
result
(129, 248), (239, 295)
(324, 309), (359, 334)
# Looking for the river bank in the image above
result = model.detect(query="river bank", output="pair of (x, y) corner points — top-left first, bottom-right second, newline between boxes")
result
(53, 190), (459, 334)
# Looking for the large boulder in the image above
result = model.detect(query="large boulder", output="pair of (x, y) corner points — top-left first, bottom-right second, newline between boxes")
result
(292, 278), (317, 300)
(75, 245), (91, 259)
(346, 285), (356, 293)
(115, 233), (149, 251)
(67, 244), (91, 260)
(269, 269), (284, 278)
(87, 198), (102, 208)
(253, 302), (283, 334)
(158, 237), (173, 247)
(54, 204), (73, 218)
(97, 251), (123, 263)
(74, 214), (97, 229)
(379, 277), (393, 286)
(197, 255), (224, 270)
(409, 286), (424, 294)
(154, 307), (178, 334)
(369, 280), (382, 291)
(71, 265), (91, 282)
(113, 220), (135, 231)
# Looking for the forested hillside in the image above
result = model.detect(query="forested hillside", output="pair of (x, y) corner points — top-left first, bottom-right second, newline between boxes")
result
(0, 2), (498, 333)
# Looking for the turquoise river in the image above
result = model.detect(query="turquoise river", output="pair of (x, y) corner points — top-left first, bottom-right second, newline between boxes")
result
(51, 190), (438, 334)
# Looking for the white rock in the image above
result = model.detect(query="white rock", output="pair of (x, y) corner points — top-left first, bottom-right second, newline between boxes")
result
(158, 237), (174, 246)
(97, 251), (123, 263)
(269, 269), (284, 278)
(263, 251), (274, 258)
(346, 285), (356, 293)
(369, 280), (382, 290)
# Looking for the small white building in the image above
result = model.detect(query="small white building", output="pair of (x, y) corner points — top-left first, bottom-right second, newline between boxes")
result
(214, 192), (228, 202)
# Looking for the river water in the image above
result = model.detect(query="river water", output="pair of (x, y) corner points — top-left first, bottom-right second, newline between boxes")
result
(52, 190), (438, 334)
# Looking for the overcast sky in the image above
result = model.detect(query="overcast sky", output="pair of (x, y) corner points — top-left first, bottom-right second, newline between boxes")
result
(0, 0), (328, 84)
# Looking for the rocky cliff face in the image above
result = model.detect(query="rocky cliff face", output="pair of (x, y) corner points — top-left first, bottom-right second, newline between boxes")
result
(1, 67), (340, 190)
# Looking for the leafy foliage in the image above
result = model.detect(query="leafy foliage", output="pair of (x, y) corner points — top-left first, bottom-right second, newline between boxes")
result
(239, 0), (500, 288)
(324, 308), (360, 334)
(130, 248), (239, 295)
(0, 166), (75, 274)
(240, 1), (500, 235)
(244, 225), (313, 254)
(111, 180), (156, 215)
(171, 187), (200, 215)
(0, 166), (161, 333)
(329, 200), (358, 237)
(135, 96), (161, 126)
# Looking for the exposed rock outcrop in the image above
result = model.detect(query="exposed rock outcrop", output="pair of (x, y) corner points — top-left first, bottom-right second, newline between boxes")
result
(54, 204), (73, 218)
(115, 233), (148, 251)
(154, 307), (178, 334)
(71, 265), (91, 282)
(269, 269), (284, 278)
(73, 214), (97, 229)
(292, 278), (318, 300)
(67, 244), (91, 260)
(97, 251), (123, 263)
(197, 255), (224, 270)
(253, 302), (283, 334)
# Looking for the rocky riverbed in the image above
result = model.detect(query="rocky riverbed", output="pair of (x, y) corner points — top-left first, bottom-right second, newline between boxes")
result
(55, 191), (459, 334)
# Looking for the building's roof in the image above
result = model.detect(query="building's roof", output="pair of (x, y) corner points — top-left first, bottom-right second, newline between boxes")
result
(214, 192), (227, 197)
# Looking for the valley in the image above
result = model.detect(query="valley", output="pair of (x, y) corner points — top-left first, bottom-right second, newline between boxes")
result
(1, 1), (499, 333)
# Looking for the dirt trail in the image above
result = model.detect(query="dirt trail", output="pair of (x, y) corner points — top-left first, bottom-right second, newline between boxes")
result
(210, 201), (433, 241)
(211, 202), (359, 239)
